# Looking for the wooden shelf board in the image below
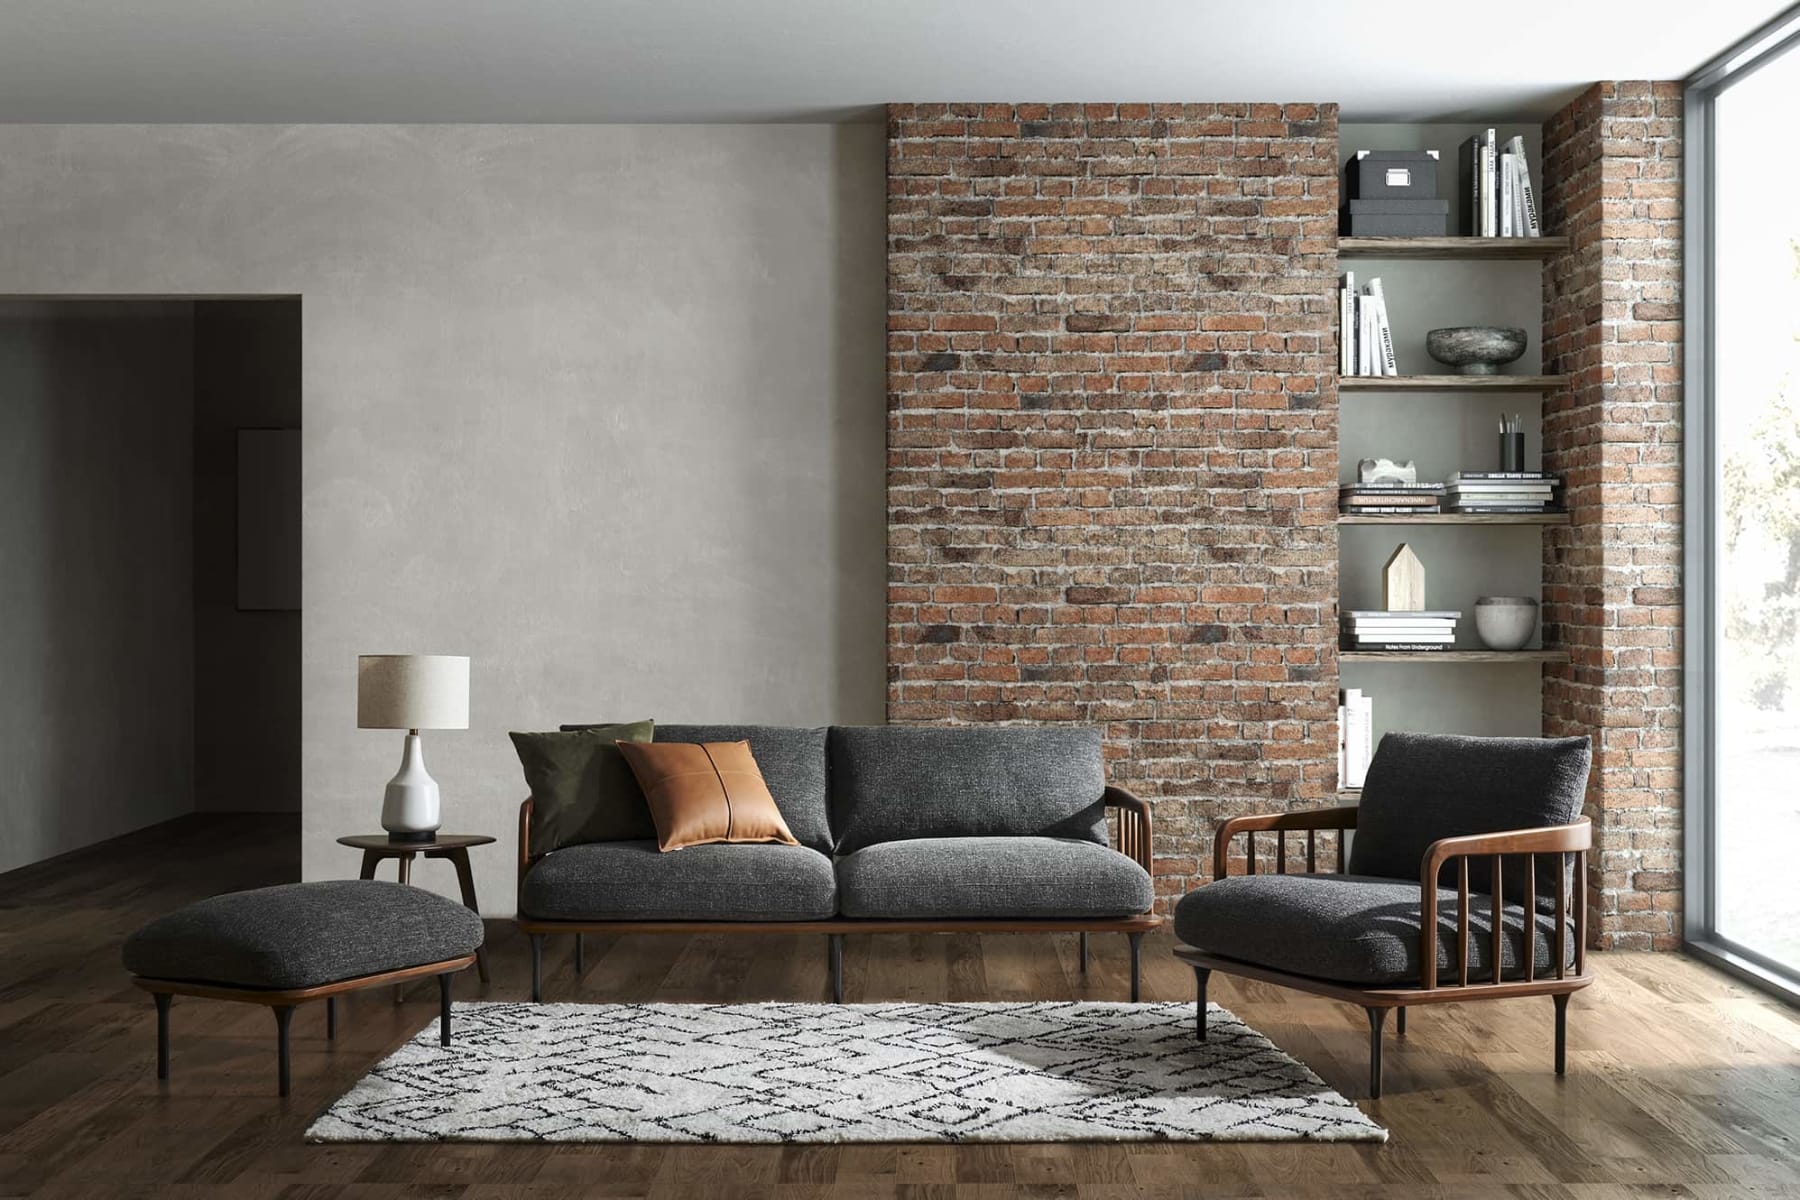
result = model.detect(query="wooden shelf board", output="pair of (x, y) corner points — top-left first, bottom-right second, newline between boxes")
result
(1338, 236), (1570, 259)
(1340, 649), (1570, 664)
(1338, 512), (1568, 526)
(1340, 374), (1568, 392)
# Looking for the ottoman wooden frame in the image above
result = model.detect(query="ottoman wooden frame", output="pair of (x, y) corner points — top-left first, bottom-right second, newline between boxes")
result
(135, 954), (476, 1097)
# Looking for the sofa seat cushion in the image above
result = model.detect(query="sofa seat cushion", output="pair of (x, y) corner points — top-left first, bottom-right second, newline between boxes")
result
(520, 840), (836, 922)
(122, 880), (484, 991)
(1173, 874), (1575, 987)
(836, 837), (1153, 920)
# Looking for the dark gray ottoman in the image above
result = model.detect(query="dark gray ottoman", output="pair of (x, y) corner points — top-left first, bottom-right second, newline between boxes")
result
(124, 880), (484, 1095)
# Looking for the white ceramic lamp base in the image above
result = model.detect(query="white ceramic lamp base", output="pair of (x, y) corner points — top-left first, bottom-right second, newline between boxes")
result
(380, 731), (441, 844)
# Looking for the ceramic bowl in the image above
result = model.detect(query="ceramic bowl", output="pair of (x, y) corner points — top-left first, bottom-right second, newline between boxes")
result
(1474, 596), (1539, 651)
(1426, 326), (1528, 375)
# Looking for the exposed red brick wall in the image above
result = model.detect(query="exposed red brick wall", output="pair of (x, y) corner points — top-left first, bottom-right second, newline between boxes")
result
(886, 103), (1340, 909)
(1542, 82), (1684, 950)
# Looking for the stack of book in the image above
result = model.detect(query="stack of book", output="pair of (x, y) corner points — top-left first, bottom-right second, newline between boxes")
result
(1339, 271), (1397, 376)
(1459, 129), (1542, 238)
(1339, 481), (1444, 515)
(1445, 471), (1561, 513)
(1342, 610), (1460, 652)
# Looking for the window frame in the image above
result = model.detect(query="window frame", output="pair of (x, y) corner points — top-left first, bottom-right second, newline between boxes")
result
(1683, 1), (1800, 1005)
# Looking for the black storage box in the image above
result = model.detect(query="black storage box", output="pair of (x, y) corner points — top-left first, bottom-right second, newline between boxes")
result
(1345, 150), (1440, 201)
(1341, 197), (1450, 237)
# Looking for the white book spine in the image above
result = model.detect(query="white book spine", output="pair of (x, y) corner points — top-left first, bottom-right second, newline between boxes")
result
(1500, 152), (1515, 237)
(1340, 273), (1355, 375)
(1337, 700), (1347, 784)
(1344, 691), (1372, 789)
(1481, 129), (1496, 237)
(1367, 278), (1398, 375)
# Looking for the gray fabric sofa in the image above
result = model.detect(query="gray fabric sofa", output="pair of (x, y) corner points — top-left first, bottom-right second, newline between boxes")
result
(515, 724), (1159, 1001)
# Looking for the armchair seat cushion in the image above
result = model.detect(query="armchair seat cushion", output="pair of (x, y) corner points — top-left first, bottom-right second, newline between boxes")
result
(1173, 874), (1575, 986)
(520, 841), (836, 922)
(836, 837), (1153, 920)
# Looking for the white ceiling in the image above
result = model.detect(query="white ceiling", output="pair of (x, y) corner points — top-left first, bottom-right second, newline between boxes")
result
(0, 0), (1783, 124)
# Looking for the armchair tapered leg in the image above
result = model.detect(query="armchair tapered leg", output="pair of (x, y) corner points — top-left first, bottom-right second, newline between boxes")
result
(829, 934), (844, 1004)
(274, 1005), (295, 1097)
(529, 933), (543, 1003)
(1396, 1006), (1406, 1036)
(1365, 1006), (1388, 1099)
(1193, 966), (1211, 1041)
(153, 992), (171, 1080)
(1554, 992), (1570, 1074)
(1128, 932), (1143, 1002)
(1079, 932), (1089, 973)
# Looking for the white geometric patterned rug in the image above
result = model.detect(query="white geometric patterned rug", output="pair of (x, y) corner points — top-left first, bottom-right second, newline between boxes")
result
(308, 1001), (1385, 1144)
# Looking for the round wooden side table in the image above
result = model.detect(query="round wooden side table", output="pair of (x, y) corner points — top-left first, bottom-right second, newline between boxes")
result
(337, 833), (495, 984)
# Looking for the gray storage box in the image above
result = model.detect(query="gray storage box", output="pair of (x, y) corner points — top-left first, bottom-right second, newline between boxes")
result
(1346, 150), (1440, 201)
(1342, 197), (1450, 237)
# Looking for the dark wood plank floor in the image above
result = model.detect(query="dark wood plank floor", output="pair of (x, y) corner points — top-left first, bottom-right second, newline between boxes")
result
(2, 814), (1798, 1199)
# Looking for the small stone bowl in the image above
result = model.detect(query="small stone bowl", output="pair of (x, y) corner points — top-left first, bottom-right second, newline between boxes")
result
(1426, 326), (1528, 375)
(1474, 596), (1540, 651)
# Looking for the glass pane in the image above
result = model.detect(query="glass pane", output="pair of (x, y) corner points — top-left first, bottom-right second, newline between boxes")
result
(1713, 42), (1800, 974)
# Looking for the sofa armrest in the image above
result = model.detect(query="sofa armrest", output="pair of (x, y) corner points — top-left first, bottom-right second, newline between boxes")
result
(1103, 785), (1152, 874)
(1418, 816), (1591, 991)
(517, 797), (535, 912)
(1212, 805), (1359, 881)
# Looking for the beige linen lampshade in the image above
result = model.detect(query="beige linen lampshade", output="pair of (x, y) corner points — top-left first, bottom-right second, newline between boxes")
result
(357, 655), (470, 731)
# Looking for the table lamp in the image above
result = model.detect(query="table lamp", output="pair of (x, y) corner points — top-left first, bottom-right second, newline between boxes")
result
(357, 654), (470, 843)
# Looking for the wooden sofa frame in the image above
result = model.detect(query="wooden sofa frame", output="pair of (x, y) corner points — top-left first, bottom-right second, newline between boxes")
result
(515, 786), (1162, 1003)
(1174, 804), (1592, 1098)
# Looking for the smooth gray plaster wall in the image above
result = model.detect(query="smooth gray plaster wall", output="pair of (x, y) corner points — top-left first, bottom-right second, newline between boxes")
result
(0, 301), (197, 874)
(0, 126), (888, 911)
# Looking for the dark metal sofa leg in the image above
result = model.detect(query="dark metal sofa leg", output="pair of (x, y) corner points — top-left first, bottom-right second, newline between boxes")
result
(574, 932), (584, 976)
(274, 1005), (295, 1097)
(1079, 931), (1089, 973)
(439, 973), (453, 1046)
(1193, 966), (1211, 1041)
(153, 992), (171, 1080)
(1128, 932), (1143, 1002)
(1365, 1007), (1387, 1099)
(829, 934), (844, 1004)
(1554, 992), (1570, 1074)
(530, 933), (543, 1003)
(1396, 1006), (1406, 1036)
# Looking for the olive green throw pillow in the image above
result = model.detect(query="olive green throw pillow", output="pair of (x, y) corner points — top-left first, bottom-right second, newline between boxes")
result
(511, 720), (655, 853)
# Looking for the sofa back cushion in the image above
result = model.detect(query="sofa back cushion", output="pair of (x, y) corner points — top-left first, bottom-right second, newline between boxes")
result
(564, 723), (832, 853)
(828, 725), (1107, 854)
(1348, 731), (1591, 901)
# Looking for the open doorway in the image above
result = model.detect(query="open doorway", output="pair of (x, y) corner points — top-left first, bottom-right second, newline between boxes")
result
(0, 297), (300, 873)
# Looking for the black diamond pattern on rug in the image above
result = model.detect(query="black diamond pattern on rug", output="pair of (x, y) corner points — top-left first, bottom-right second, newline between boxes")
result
(307, 1001), (1387, 1143)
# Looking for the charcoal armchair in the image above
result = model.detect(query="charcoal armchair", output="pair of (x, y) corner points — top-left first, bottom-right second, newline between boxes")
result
(1172, 731), (1593, 1098)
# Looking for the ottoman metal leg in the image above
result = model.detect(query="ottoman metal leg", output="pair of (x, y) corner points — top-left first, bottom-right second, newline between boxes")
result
(574, 932), (584, 976)
(326, 996), (336, 1040)
(439, 973), (452, 1046)
(829, 934), (844, 1004)
(153, 992), (171, 1079)
(1079, 932), (1089, 973)
(274, 1005), (295, 1097)
(530, 933), (544, 1003)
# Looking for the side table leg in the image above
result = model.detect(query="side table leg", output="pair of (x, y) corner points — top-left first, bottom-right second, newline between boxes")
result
(358, 850), (379, 881)
(394, 853), (414, 1004)
(448, 850), (490, 984)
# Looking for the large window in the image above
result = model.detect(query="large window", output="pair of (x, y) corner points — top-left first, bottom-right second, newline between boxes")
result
(1688, 5), (1800, 997)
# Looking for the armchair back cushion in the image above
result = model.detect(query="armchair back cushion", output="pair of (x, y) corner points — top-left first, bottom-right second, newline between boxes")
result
(1348, 731), (1591, 902)
(828, 725), (1107, 854)
(562, 723), (832, 853)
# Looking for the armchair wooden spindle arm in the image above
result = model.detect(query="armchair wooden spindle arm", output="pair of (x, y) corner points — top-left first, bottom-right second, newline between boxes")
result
(1103, 786), (1153, 874)
(1211, 805), (1359, 882)
(1417, 816), (1591, 992)
(517, 797), (536, 914)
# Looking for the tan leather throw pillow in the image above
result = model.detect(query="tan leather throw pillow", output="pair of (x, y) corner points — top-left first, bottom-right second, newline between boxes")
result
(617, 740), (800, 852)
